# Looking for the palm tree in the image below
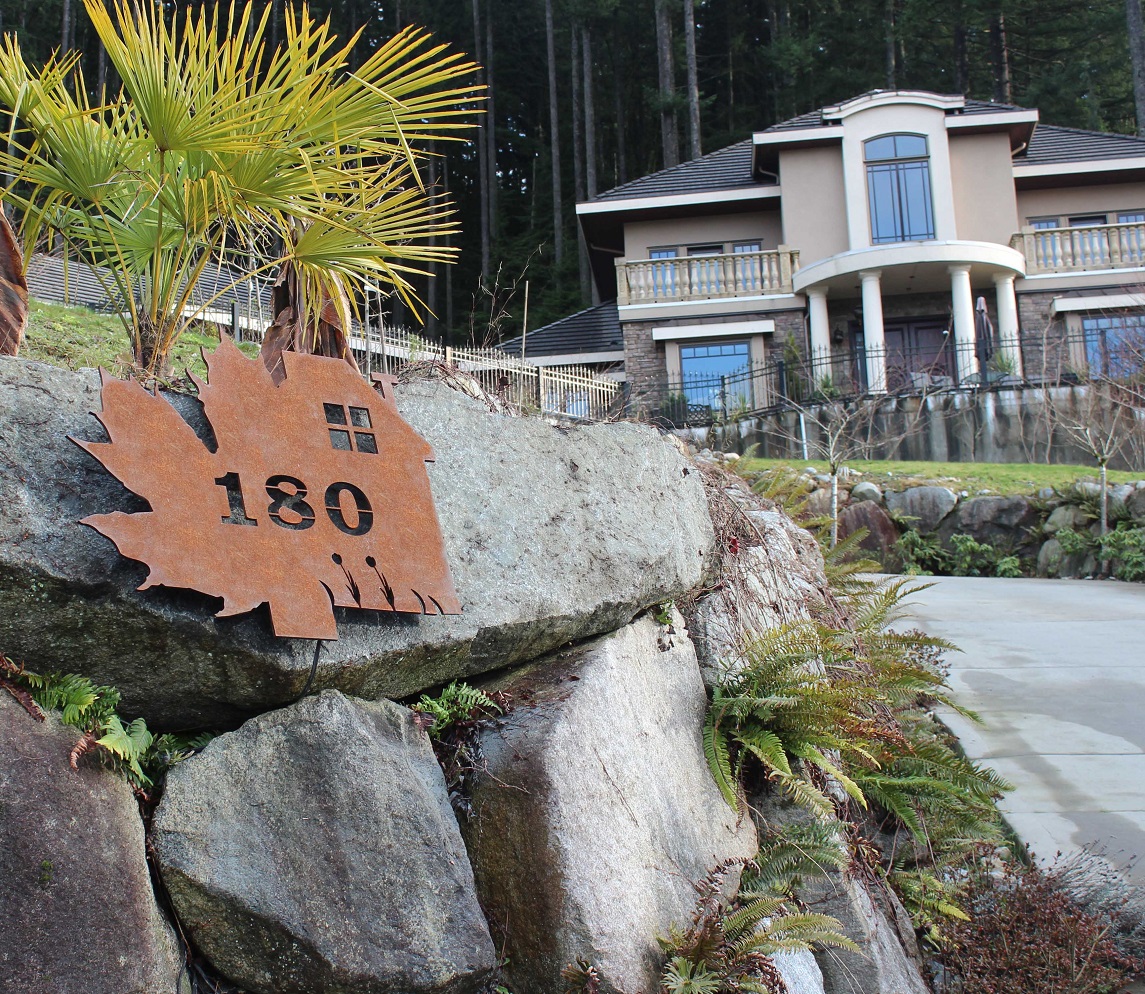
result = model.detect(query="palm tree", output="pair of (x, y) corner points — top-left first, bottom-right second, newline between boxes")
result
(0, 0), (480, 378)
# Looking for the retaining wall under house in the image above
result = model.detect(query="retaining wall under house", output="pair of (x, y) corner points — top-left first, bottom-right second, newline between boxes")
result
(686, 384), (1145, 472)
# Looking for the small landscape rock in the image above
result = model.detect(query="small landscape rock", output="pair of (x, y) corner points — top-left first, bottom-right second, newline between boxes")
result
(837, 501), (901, 567)
(850, 481), (883, 504)
(885, 486), (958, 533)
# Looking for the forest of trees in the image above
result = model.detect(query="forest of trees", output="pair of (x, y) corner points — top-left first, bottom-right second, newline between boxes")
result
(3, 0), (1144, 344)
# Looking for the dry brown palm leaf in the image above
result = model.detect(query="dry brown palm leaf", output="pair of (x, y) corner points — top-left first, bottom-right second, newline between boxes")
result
(0, 210), (27, 356)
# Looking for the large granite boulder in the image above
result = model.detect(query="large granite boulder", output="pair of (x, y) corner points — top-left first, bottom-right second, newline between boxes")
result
(153, 690), (495, 994)
(0, 357), (714, 727)
(938, 495), (1040, 553)
(0, 694), (185, 994)
(805, 872), (930, 994)
(885, 485), (958, 533)
(692, 482), (830, 687)
(466, 611), (758, 994)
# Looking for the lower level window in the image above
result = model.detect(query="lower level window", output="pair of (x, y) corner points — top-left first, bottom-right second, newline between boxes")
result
(678, 341), (753, 411)
(1082, 312), (1145, 378)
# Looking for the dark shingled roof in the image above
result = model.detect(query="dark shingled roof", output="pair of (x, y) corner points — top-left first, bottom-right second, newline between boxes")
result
(588, 140), (757, 203)
(499, 301), (623, 359)
(1020, 123), (1145, 165)
(759, 95), (1026, 133)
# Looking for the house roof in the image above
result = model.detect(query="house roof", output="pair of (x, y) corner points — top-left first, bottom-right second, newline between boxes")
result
(498, 301), (623, 360)
(586, 141), (758, 204)
(759, 96), (1026, 134)
(1019, 123), (1145, 165)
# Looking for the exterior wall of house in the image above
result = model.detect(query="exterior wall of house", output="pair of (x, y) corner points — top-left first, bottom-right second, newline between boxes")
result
(620, 309), (805, 410)
(777, 146), (849, 262)
(622, 211), (784, 259)
(838, 103), (958, 249)
(948, 133), (1020, 243)
(1016, 183), (1145, 224)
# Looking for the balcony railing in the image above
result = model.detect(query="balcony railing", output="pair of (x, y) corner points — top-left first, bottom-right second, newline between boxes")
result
(615, 248), (800, 305)
(1012, 222), (1145, 275)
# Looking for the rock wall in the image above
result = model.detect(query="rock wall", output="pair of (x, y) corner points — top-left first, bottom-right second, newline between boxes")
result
(693, 384), (1145, 471)
(0, 354), (931, 994)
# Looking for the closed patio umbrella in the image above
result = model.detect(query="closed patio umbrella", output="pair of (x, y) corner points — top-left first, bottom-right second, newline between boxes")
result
(974, 296), (995, 365)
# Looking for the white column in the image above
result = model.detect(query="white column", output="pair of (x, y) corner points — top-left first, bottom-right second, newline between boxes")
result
(807, 288), (831, 385)
(993, 274), (1023, 378)
(949, 264), (979, 384)
(860, 270), (886, 393)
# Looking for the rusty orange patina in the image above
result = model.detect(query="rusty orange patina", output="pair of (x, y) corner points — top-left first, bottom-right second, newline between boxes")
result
(73, 337), (461, 640)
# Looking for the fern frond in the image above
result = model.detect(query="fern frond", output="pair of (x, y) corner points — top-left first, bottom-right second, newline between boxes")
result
(703, 712), (739, 810)
(750, 821), (850, 894)
(736, 913), (861, 956)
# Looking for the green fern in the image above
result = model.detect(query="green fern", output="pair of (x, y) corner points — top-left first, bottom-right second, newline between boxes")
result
(411, 681), (501, 740)
(661, 957), (723, 994)
(1, 661), (209, 788)
(748, 821), (850, 895)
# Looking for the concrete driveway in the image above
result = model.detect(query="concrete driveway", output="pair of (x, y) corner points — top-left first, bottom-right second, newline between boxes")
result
(902, 575), (1145, 883)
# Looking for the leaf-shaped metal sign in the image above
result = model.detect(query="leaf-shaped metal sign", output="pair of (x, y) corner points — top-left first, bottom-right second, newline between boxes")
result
(0, 211), (27, 357)
(73, 338), (461, 639)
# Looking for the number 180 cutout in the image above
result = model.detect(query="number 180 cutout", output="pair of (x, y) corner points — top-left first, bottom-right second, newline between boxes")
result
(72, 338), (461, 640)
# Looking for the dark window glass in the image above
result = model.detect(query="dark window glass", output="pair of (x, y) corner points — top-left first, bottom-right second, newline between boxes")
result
(355, 432), (378, 454)
(328, 429), (352, 451)
(349, 406), (372, 428)
(323, 403), (347, 425)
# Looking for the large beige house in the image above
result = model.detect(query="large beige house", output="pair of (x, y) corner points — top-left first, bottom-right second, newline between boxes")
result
(515, 89), (1145, 421)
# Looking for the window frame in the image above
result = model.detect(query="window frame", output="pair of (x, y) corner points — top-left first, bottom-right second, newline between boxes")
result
(864, 132), (936, 245)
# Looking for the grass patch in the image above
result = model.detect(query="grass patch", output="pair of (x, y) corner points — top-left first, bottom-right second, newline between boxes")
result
(20, 298), (259, 386)
(739, 457), (1143, 495)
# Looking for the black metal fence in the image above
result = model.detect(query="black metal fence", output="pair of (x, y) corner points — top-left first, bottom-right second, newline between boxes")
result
(636, 332), (1145, 428)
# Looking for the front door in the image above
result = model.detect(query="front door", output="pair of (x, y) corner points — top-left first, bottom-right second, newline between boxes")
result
(883, 318), (952, 391)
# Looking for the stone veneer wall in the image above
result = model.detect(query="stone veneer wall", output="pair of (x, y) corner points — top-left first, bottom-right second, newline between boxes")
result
(622, 307), (807, 412)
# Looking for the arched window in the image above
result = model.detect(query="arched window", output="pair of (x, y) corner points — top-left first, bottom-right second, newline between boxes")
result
(865, 134), (935, 244)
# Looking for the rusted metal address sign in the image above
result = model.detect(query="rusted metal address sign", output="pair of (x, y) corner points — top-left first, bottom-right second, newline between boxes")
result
(72, 338), (460, 640)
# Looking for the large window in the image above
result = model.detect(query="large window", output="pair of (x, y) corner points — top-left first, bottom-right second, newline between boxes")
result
(1082, 312), (1145, 378)
(865, 133), (935, 244)
(678, 341), (753, 413)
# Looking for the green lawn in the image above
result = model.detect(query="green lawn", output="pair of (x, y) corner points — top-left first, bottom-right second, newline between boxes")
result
(739, 457), (1144, 495)
(19, 298), (258, 387)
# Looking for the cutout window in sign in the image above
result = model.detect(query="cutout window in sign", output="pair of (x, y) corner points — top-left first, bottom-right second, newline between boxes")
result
(324, 402), (378, 453)
(71, 339), (461, 641)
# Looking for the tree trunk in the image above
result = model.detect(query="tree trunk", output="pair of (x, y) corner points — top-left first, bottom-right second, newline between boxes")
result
(953, 22), (969, 95)
(472, 0), (490, 280)
(990, 12), (1013, 103)
(1129, 0), (1145, 136)
(884, 0), (897, 89)
(683, 0), (701, 160)
(425, 144), (438, 339)
(485, 4), (498, 243)
(1100, 460), (1111, 575)
(60, 0), (71, 54)
(613, 46), (627, 185)
(544, 0), (563, 266)
(571, 29), (590, 302)
(582, 26), (597, 197)
(830, 471), (839, 548)
(654, 0), (679, 169)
